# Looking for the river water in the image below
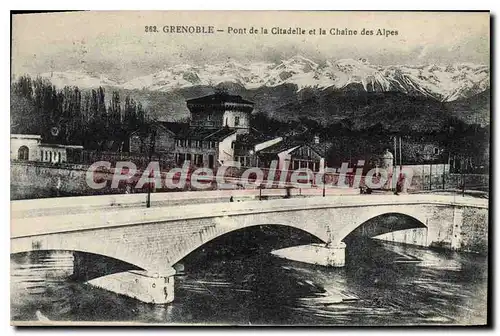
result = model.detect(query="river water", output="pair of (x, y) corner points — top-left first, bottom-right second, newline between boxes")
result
(11, 234), (487, 326)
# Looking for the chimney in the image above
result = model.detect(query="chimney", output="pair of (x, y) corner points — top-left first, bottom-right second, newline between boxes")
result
(313, 135), (320, 144)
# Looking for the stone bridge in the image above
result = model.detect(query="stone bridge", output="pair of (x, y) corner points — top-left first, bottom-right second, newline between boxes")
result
(11, 193), (488, 304)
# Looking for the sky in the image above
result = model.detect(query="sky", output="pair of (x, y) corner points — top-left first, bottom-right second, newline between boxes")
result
(11, 11), (490, 82)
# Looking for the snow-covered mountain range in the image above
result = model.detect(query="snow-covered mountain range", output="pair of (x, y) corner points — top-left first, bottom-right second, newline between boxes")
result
(39, 70), (119, 89)
(37, 56), (489, 102)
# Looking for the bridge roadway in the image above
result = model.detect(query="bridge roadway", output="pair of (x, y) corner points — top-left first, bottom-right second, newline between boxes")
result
(11, 193), (486, 238)
(11, 192), (488, 305)
(11, 187), (359, 219)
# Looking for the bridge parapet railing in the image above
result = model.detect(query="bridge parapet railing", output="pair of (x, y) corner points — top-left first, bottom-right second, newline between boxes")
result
(11, 160), (489, 201)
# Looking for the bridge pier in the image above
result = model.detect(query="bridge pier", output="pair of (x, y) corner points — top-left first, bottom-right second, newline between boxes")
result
(271, 242), (346, 267)
(87, 268), (176, 304)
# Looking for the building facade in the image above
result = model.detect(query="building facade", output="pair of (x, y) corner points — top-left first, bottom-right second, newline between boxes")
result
(257, 140), (326, 172)
(173, 127), (237, 169)
(129, 122), (186, 156)
(11, 134), (42, 162)
(11, 134), (83, 164)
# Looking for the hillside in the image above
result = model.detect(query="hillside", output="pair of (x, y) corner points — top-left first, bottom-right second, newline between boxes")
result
(444, 89), (490, 127)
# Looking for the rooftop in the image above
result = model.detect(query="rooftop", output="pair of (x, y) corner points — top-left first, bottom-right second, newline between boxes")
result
(259, 139), (333, 156)
(235, 133), (278, 146)
(186, 93), (254, 106)
(11, 134), (42, 140)
(175, 126), (237, 141)
(130, 122), (189, 136)
(156, 121), (189, 135)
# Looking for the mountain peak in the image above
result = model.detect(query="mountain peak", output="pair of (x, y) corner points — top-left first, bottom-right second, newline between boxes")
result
(38, 70), (118, 88)
(30, 58), (490, 102)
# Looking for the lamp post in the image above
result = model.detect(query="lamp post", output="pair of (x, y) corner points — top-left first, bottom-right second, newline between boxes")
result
(146, 137), (152, 208)
(248, 149), (262, 199)
(323, 141), (326, 197)
(461, 157), (466, 197)
(393, 136), (397, 192)
(145, 124), (156, 208)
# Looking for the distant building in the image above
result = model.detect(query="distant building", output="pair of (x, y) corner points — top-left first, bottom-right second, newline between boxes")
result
(405, 141), (445, 164)
(233, 133), (283, 167)
(11, 134), (83, 163)
(11, 134), (41, 162)
(186, 93), (254, 135)
(127, 94), (336, 171)
(174, 127), (237, 168)
(257, 139), (326, 172)
(129, 93), (262, 169)
(129, 122), (187, 155)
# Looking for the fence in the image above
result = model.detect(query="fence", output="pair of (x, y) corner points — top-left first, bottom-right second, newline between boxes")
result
(12, 158), (490, 197)
(81, 151), (176, 170)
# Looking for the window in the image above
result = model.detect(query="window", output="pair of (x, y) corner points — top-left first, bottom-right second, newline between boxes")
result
(235, 116), (240, 126)
(18, 146), (29, 161)
(239, 156), (245, 166)
(434, 147), (439, 155)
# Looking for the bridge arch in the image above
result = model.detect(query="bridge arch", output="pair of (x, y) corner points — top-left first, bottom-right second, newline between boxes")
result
(333, 205), (429, 243)
(342, 212), (428, 241)
(10, 234), (153, 273)
(165, 220), (329, 266)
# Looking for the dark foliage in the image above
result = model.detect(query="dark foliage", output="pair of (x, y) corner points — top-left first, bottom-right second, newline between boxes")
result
(11, 75), (149, 151)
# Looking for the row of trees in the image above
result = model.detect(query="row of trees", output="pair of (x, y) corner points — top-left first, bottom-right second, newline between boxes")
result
(11, 75), (148, 150)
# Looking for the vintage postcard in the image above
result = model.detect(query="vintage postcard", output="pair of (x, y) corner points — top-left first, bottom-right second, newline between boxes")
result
(10, 11), (490, 326)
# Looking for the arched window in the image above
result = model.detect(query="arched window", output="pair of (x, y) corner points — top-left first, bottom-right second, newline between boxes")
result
(18, 146), (29, 161)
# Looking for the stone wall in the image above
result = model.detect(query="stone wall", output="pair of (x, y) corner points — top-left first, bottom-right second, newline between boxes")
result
(374, 205), (488, 254)
(11, 161), (117, 199)
(459, 206), (488, 254)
